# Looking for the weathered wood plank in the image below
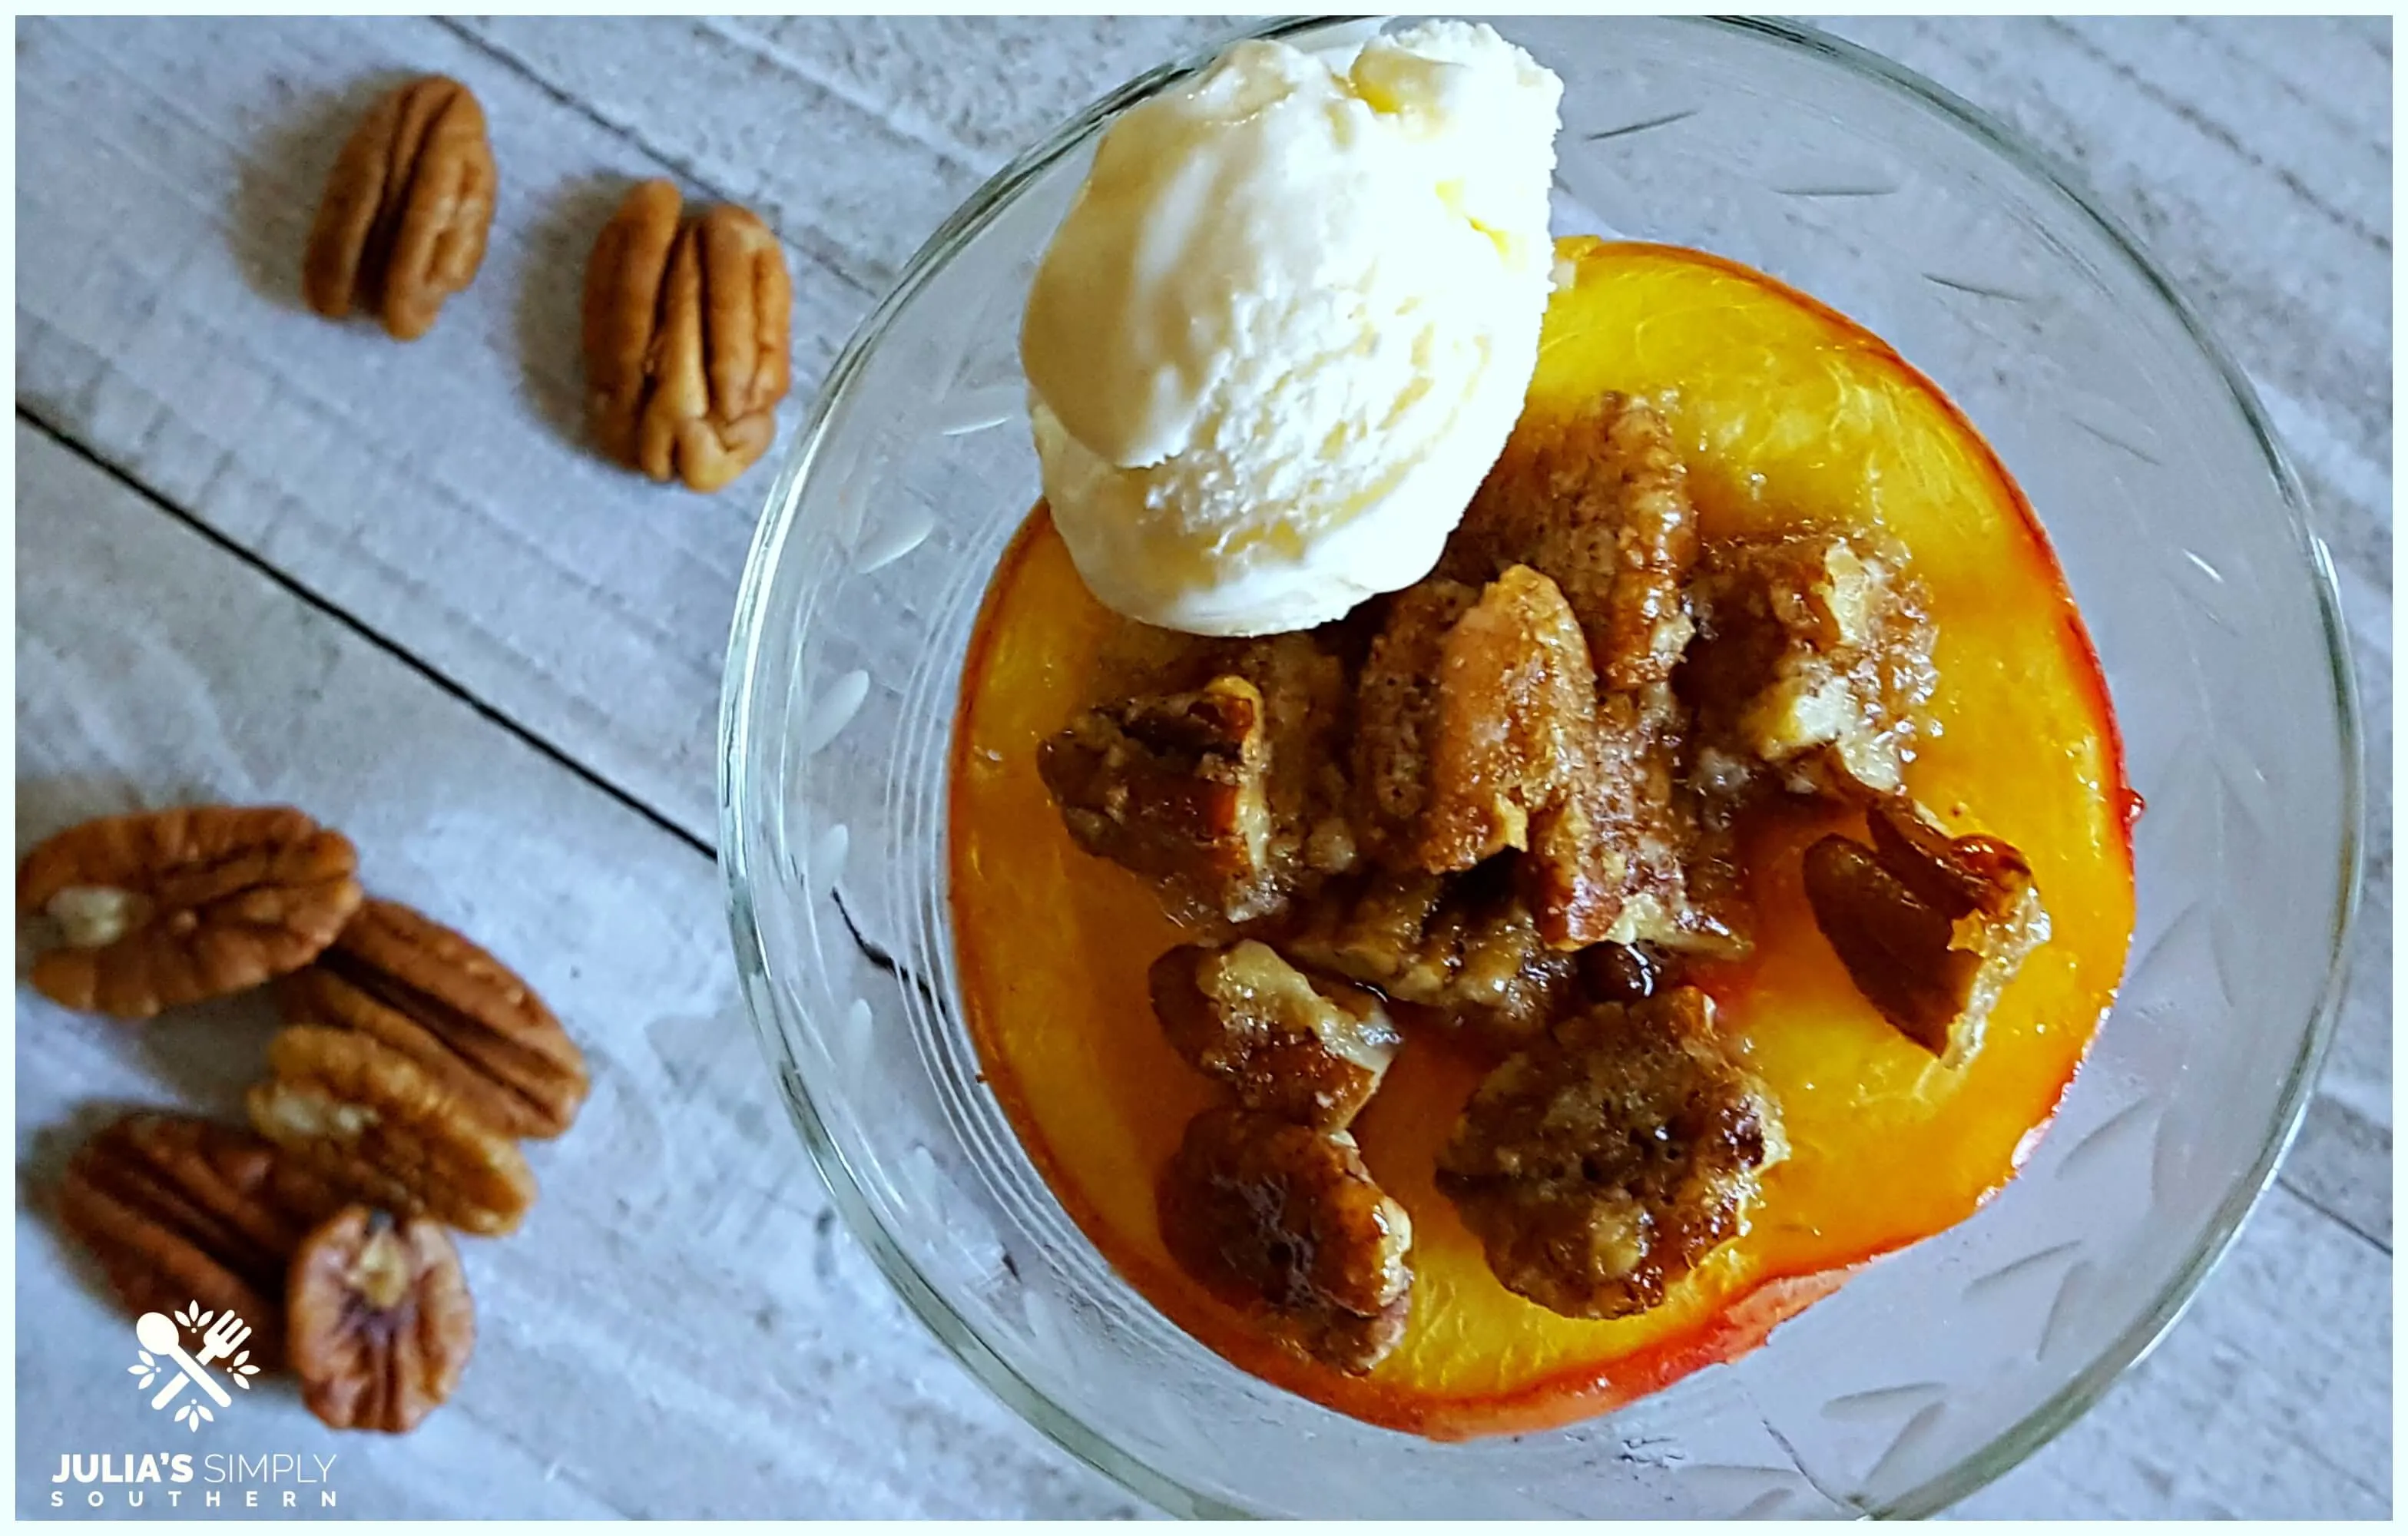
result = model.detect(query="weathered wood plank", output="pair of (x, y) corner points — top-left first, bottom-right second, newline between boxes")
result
(15, 15), (876, 847)
(12, 422), (1138, 1519)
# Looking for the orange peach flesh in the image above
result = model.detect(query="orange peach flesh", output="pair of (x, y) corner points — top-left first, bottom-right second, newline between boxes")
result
(948, 240), (2136, 1438)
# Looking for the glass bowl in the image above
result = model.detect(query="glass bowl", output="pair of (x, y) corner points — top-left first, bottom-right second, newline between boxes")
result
(719, 15), (2360, 1518)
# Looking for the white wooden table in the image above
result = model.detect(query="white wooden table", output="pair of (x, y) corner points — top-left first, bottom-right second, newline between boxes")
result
(15, 17), (2389, 1519)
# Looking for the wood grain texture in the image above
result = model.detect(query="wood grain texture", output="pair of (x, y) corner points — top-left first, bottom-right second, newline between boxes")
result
(15, 15), (2389, 1519)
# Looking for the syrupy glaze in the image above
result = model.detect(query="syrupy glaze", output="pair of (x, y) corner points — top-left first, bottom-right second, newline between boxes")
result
(948, 241), (2137, 1438)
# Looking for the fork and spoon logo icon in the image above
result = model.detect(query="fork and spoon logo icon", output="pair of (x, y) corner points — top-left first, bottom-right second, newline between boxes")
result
(127, 1304), (260, 1430)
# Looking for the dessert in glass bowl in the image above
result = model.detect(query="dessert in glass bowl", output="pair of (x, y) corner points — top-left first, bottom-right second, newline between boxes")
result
(724, 15), (2354, 1516)
(951, 22), (2133, 1438)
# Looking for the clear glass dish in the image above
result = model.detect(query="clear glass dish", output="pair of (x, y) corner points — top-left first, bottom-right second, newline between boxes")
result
(719, 16), (2360, 1518)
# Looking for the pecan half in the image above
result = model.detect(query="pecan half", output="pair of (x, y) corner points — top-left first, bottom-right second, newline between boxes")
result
(302, 76), (496, 342)
(1684, 531), (1937, 803)
(1149, 941), (1400, 1132)
(18, 806), (363, 1019)
(58, 1112), (346, 1369)
(1436, 987), (1781, 1320)
(289, 1206), (475, 1433)
(1283, 865), (1579, 1051)
(248, 1026), (537, 1236)
(582, 180), (793, 492)
(281, 899), (587, 1140)
(1803, 799), (2051, 1061)
(1157, 1107), (1413, 1374)
(1039, 675), (1277, 922)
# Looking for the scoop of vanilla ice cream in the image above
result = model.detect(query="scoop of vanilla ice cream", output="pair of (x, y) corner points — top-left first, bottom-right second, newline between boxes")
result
(1020, 22), (1564, 636)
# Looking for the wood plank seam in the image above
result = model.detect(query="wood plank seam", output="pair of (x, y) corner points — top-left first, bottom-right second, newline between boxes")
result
(16, 422), (1143, 1518)
(15, 404), (713, 864)
(692, 15), (985, 180)
(2280, 1175), (2390, 1256)
(15, 395), (926, 1036)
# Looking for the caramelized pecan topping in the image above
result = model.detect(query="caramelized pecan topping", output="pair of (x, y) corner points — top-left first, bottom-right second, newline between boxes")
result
(1157, 1108), (1413, 1374)
(1803, 799), (2049, 1061)
(1150, 941), (1399, 1131)
(1437, 987), (1780, 1319)
(1039, 675), (1276, 922)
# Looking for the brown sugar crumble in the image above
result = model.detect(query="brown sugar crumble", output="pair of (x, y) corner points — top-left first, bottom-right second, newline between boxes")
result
(1039, 675), (1278, 922)
(1150, 940), (1400, 1132)
(1037, 391), (2045, 1332)
(1436, 985), (1783, 1319)
(1683, 531), (1938, 803)
(1283, 861), (1578, 1051)
(1156, 1108), (1413, 1374)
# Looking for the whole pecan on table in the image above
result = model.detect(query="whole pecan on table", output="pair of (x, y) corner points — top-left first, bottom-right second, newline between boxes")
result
(582, 177), (793, 492)
(288, 1205), (475, 1433)
(301, 75), (497, 342)
(280, 898), (588, 1140)
(248, 1025), (538, 1237)
(57, 1112), (349, 1371)
(18, 806), (363, 1020)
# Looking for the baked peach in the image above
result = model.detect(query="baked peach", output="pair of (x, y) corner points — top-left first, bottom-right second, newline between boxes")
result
(949, 239), (2135, 1438)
